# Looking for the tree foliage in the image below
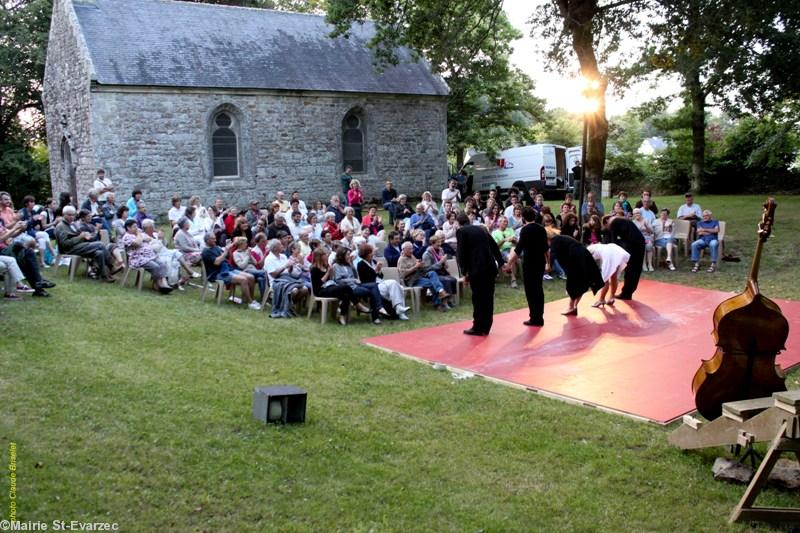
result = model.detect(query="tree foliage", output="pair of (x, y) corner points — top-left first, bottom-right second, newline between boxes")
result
(631, 0), (800, 190)
(529, 0), (647, 196)
(325, 0), (546, 167)
(0, 0), (51, 200)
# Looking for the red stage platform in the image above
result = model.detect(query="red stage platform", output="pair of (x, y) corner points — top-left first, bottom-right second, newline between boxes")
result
(363, 280), (800, 424)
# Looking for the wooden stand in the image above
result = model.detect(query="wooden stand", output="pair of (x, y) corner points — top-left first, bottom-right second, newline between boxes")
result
(670, 391), (800, 524)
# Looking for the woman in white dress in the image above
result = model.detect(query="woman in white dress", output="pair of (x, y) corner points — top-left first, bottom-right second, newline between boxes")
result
(587, 242), (631, 307)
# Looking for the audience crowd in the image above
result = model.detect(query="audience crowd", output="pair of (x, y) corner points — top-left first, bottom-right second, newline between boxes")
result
(0, 173), (722, 315)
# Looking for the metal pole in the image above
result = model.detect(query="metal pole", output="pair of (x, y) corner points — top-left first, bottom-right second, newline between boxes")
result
(577, 113), (589, 241)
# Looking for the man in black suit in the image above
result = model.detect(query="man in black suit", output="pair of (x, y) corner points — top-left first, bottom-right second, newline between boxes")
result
(456, 213), (505, 336)
(606, 215), (646, 300)
(504, 207), (548, 326)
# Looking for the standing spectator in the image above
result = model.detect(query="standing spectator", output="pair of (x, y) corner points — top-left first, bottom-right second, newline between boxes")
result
(381, 180), (399, 224)
(93, 169), (114, 204)
(347, 179), (364, 220)
(340, 165), (353, 205)
(690, 209), (720, 273)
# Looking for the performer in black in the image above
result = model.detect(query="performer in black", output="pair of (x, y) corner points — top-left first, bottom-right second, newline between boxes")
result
(504, 207), (548, 327)
(605, 215), (646, 300)
(456, 213), (504, 336)
(548, 235), (604, 316)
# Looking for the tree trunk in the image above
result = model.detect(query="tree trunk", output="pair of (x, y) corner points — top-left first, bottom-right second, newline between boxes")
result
(687, 64), (705, 193)
(455, 147), (465, 172)
(559, 0), (608, 199)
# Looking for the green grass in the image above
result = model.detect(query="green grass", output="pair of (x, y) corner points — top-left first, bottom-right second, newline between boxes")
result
(1, 194), (799, 531)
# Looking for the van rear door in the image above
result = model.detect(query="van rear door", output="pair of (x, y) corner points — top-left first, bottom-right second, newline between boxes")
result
(555, 146), (567, 188)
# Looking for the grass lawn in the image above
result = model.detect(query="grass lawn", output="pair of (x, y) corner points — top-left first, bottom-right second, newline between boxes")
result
(2, 194), (799, 531)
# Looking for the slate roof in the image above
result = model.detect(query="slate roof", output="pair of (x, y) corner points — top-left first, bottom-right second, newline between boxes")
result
(71, 0), (448, 96)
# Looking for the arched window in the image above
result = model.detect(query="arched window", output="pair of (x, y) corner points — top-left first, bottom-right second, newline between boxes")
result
(212, 111), (239, 177)
(342, 112), (364, 172)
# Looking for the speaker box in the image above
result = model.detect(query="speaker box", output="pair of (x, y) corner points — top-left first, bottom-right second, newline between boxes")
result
(252, 385), (307, 424)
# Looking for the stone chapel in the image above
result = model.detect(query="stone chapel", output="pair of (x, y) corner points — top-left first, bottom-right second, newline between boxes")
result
(44, 0), (449, 213)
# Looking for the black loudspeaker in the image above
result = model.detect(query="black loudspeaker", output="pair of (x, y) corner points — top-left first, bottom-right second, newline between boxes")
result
(252, 385), (307, 424)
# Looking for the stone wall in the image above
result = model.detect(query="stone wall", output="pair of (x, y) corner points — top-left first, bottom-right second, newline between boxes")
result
(89, 88), (448, 216)
(42, 0), (95, 202)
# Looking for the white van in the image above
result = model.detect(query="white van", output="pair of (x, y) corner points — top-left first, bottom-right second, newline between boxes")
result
(462, 144), (571, 195)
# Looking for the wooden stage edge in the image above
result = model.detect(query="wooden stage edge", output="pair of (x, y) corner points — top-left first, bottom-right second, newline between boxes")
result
(362, 341), (664, 425)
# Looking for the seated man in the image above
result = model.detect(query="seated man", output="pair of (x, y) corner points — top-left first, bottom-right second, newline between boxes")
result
(397, 241), (451, 311)
(381, 180), (399, 224)
(491, 216), (518, 288)
(384, 231), (402, 267)
(80, 190), (111, 232)
(326, 195), (346, 224)
(690, 209), (720, 273)
(55, 206), (118, 282)
(408, 203), (436, 242)
(264, 238), (309, 316)
(653, 208), (677, 270)
(201, 233), (260, 309)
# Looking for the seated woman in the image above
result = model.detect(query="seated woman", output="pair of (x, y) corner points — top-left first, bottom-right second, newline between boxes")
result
(322, 212), (342, 241)
(264, 239), (309, 317)
(339, 207), (361, 235)
(491, 216), (518, 289)
(113, 205), (128, 241)
(356, 243), (410, 320)
(361, 207), (385, 241)
(653, 208), (677, 271)
(306, 211), (323, 240)
(632, 208), (655, 271)
(231, 236), (268, 300)
(442, 212), (458, 256)
(173, 216), (203, 267)
(202, 233), (260, 309)
(548, 235), (604, 316)
(231, 216), (253, 244)
(582, 214), (603, 245)
(508, 204), (523, 231)
(141, 219), (198, 287)
(421, 234), (458, 299)
(587, 242), (630, 307)
(420, 191), (439, 218)
(310, 247), (356, 326)
(332, 246), (386, 324)
(560, 212), (579, 239)
(121, 220), (173, 294)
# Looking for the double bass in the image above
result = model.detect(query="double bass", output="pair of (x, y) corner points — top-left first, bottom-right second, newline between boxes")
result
(692, 199), (789, 420)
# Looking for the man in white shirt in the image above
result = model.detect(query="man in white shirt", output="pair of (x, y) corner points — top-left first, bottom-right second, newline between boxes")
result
(264, 239), (291, 285)
(93, 169), (114, 204)
(677, 192), (702, 222)
(503, 193), (520, 220)
(441, 179), (461, 209)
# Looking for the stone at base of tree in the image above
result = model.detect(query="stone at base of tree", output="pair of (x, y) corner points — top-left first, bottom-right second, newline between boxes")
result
(767, 459), (800, 490)
(712, 457), (754, 484)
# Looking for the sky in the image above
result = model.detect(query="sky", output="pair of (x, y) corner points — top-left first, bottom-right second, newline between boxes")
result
(503, 0), (682, 117)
